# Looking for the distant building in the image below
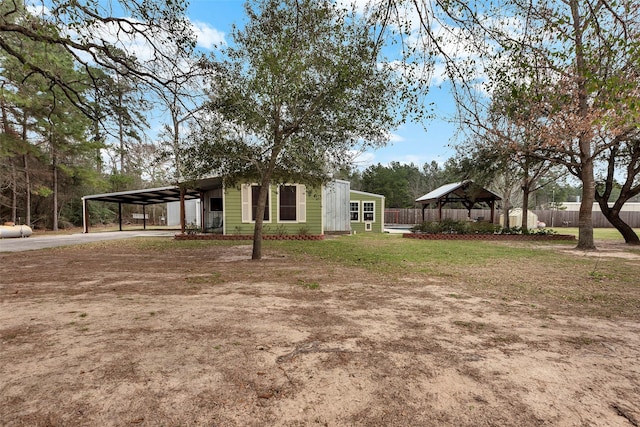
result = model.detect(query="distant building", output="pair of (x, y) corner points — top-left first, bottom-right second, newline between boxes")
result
(560, 202), (640, 212)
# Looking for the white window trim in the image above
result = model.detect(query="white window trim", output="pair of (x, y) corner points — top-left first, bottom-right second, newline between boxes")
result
(241, 184), (272, 224)
(349, 200), (360, 222)
(363, 200), (375, 223)
(277, 184), (306, 223)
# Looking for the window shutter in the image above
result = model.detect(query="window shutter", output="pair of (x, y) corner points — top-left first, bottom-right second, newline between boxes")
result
(241, 184), (251, 223)
(298, 184), (306, 223)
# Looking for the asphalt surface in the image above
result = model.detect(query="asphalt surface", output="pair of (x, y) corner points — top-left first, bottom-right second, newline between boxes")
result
(0, 230), (175, 253)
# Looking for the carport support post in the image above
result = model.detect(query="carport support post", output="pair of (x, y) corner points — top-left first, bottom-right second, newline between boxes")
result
(82, 197), (89, 233)
(179, 187), (186, 234)
(118, 203), (123, 231)
(142, 205), (147, 230)
(200, 191), (205, 232)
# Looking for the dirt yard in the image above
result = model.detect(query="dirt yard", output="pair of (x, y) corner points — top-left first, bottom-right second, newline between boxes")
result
(1, 239), (639, 426)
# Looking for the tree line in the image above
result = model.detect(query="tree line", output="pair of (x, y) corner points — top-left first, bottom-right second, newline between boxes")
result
(342, 160), (595, 210)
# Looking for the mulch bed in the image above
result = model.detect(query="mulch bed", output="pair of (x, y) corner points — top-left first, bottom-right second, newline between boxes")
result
(175, 234), (324, 241)
(403, 233), (576, 241)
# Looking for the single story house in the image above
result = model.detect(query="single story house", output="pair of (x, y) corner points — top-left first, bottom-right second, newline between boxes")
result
(83, 178), (385, 236)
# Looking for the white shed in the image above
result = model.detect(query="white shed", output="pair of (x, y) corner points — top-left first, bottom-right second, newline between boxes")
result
(500, 208), (539, 228)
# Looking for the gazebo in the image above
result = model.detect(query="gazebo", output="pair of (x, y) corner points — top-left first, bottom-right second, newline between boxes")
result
(415, 180), (502, 223)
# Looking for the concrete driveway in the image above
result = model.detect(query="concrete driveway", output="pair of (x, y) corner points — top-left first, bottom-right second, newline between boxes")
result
(0, 230), (175, 252)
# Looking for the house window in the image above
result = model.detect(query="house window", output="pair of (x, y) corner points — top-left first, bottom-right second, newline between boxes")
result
(279, 185), (297, 221)
(350, 201), (360, 221)
(363, 201), (374, 222)
(210, 197), (223, 211)
(251, 185), (269, 221)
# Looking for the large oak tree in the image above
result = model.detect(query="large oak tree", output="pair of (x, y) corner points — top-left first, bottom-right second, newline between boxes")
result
(186, 0), (419, 259)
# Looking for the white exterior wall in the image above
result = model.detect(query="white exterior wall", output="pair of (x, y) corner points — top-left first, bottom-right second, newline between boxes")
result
(323, 180), (350, 232)
(166, 199), (201, 227)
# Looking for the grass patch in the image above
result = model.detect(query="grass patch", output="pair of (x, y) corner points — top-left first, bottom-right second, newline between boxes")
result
(268, 233), (640, 319)
(453, 320), (487, 331)
(548, 227), (640, 241)
(186, 273), (223, 285)
(54, 231), (640, 320)
(267, 233), (557, 275)
(297, 279), (320, 290)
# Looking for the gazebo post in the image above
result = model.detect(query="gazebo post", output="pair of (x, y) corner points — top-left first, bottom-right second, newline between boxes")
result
(490, 200), (495, 224)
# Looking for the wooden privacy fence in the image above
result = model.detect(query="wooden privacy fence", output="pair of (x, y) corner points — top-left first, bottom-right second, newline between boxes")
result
(384, 208), (640, 228)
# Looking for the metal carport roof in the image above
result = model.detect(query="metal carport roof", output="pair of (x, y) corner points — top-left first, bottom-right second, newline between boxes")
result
(81, 178), (223, 233)
(82, 186), (201, 205)
(81, 186), (202, 233)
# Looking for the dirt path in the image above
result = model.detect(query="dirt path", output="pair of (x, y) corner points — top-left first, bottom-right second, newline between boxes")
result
(1, 243), (639, 426)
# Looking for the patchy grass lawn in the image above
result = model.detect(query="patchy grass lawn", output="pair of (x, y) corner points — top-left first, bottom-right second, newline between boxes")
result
(1, 235), (639, 426)
(268, 234), (640, 319)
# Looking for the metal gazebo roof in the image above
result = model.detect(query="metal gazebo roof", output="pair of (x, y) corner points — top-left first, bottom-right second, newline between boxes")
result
(416, 180), (502, 205)
(415, 180), (502, 223)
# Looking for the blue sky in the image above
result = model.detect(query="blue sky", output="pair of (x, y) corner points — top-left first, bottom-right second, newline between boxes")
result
(186, 0), (460, 169)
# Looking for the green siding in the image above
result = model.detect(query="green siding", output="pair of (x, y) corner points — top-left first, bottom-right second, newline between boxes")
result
(224, 184), (323, 235)
(349, 191), (385, 233)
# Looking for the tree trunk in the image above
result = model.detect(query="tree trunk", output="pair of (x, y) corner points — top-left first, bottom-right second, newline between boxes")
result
(521, 181), (530, 234)
(23, 154), (31, 226)
(11, 161), (17, 223)
(598, 204), (640, 244)
(252, 173), (273, 260)
(576, 157), (595, 249)
(571, 0), (595, 250)
(595, 148), (640, 245)
(22, 114), (31, 226)
(520, 156), (531, 234)
(502, 195), (510, 229)
(52, 153), (59, 231)
(252, 112), (285, 260)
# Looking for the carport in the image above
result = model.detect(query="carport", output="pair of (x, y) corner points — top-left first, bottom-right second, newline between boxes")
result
(81, 186), (201, 233)
(415, 180), (502, 223)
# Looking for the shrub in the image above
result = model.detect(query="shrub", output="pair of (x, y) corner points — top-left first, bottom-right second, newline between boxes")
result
(532, 228), (558, 235)
(297, 226), (310, 235)
(411, 221), (445, 234)
(185, 223), (201, 235)
(467, 221), (501, 234)
(411, 219), (475, 234)
(499, 226), (522, 235)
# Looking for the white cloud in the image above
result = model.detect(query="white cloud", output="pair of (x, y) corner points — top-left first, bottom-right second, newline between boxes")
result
(350, 150), (376, 167)
(191, 20), (226, 50)
(25, 2), (50, 17)
(388, 132), (404, 143)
